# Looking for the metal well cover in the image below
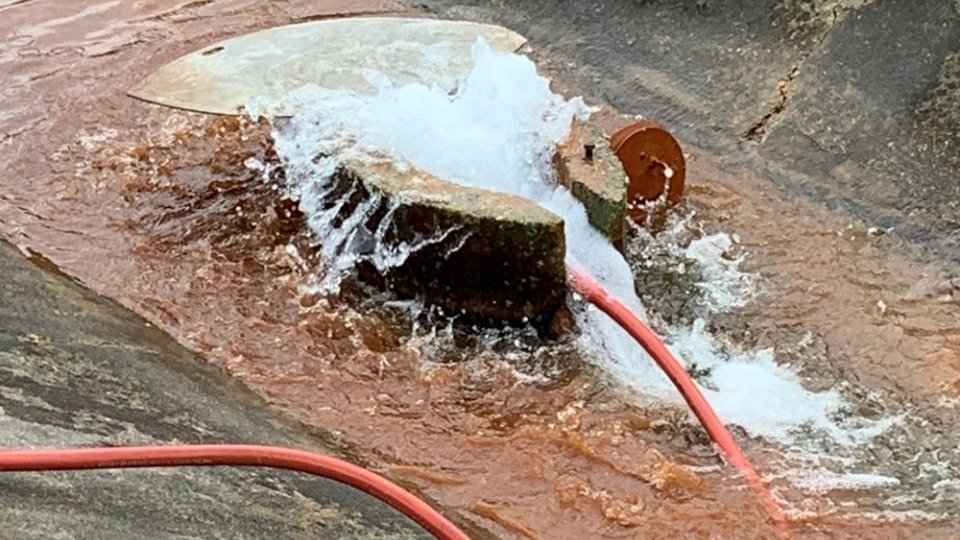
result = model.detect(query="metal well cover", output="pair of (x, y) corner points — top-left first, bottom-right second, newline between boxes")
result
(129, 17), (527, 117)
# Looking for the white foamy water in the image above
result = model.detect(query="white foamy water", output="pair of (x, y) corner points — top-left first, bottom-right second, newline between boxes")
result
(254, 39), (891, 453)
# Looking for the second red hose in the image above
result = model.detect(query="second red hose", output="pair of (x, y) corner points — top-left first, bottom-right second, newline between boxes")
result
(567, 268), (793, 539)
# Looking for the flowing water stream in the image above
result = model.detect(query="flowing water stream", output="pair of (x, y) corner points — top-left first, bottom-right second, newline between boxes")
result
(2, 2), (960, 538)
(256, 35), (919, 509)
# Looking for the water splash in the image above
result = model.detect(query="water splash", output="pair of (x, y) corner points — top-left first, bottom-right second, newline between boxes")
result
(254, 37), (893, 460)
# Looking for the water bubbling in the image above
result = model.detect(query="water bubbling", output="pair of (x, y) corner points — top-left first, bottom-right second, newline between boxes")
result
(259, 38), (886, 448)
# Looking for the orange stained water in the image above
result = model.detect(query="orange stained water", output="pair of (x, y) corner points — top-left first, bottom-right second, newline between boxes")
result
(2, 2), (960, 539)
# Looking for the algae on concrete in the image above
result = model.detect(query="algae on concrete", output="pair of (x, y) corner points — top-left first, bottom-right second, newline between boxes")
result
(553, 119), (628, 247)
(340, 162), (567, 325)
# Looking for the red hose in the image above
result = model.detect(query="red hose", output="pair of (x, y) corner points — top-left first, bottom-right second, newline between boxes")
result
(0, 444), (470, 540)
(567, 268), (793, 540)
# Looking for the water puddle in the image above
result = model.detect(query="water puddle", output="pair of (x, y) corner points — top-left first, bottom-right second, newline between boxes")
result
(2, 2), (960, 538)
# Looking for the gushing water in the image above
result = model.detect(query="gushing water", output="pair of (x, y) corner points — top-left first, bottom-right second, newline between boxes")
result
(255, 39), (892, 461)
(6, 0), (958, 533)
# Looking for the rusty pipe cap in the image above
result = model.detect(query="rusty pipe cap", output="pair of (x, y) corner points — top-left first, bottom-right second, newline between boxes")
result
(609, 120), (686, 224)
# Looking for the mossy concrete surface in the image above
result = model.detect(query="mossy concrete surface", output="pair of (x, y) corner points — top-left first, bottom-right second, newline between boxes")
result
(344, 162), (567, 325)
(553, 119), (628, 247)
(334, 115), (630, 325)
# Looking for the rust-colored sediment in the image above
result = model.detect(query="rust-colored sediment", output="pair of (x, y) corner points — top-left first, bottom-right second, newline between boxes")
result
(2, 2), (959, 539)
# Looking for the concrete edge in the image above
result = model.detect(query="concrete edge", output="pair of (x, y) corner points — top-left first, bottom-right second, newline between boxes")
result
(553, 119), (628, 247)
(342, 162), (568, 325)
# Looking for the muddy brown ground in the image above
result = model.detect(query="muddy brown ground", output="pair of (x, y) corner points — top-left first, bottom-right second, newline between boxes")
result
(2, 1), (959, 539)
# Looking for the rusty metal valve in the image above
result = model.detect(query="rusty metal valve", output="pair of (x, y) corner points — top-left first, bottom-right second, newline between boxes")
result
(609, 120), (686, 224)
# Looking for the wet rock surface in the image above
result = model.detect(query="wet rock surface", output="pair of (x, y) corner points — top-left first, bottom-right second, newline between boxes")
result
(915, 51), (960, 168)
(415, 0), (960, 262)
(0, 240), (432, 540)
(761, 0), (960, 257)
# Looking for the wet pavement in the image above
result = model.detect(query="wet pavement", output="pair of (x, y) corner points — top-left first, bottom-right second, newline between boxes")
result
(1, 1), (960, 539)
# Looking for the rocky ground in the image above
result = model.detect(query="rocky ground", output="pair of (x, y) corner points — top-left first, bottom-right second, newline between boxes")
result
(0, 240), (433, 539)
(416, 0), (960, 263)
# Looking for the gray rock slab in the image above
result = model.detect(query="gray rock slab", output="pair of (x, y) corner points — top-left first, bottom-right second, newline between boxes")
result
(0, 241), (433, 540)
